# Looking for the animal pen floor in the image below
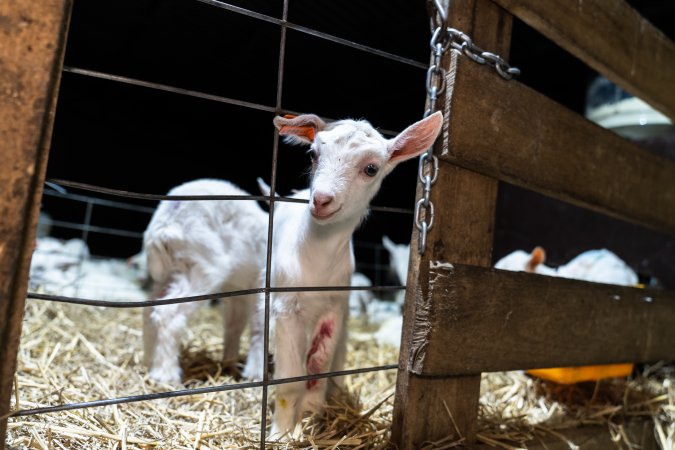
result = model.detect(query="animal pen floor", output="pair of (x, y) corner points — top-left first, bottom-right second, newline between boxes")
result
(7, 288), (674, 449)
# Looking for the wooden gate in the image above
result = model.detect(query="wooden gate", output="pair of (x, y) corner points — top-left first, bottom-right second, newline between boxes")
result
(392, 0), (675, 448)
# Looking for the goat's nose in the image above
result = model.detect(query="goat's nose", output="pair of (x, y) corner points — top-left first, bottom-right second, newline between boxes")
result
(313, 193), (334, 209)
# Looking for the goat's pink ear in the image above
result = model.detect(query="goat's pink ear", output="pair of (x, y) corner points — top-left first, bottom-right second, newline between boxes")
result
(273, 114), (326, 145)
(526, 246), (546, 272)
(387, 111), (443, 164)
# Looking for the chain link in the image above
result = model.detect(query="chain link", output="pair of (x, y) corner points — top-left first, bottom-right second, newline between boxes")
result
(417, 4), (520, 255)
(416, 5), (449, 255)
(446, 28), (521, 80)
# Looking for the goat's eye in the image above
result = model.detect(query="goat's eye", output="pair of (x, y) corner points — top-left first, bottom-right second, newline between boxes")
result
(309, 151), (318, 163)
(363, 164), (379, 177)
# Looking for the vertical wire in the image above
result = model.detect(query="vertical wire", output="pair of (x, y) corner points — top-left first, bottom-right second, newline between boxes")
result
(259, 0), (289, 446)
(81, 200), (94, 244)
(75, 200), (95, 297)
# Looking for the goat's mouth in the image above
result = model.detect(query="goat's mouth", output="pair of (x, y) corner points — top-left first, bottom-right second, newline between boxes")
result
(311, 206), (342, 222)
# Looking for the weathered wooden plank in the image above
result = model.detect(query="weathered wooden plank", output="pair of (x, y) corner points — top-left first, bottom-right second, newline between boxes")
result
(413, 262), (675, 376)
(392, 163), (499, 447)
(491, 0), (675, 122)
(475, 420), (659, 450)
(439, 55), (675, 236)
(0, 1), (72, 444)
(391, 0), (510, 447)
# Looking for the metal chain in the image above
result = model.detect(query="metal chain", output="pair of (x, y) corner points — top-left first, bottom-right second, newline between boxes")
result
(446, 28), (521, 80)
(416, 4), (448, 255)
(416, 4), (520, 255)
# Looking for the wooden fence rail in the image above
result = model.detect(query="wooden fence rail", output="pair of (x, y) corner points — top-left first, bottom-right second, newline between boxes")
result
(441, 54), (675, 235)
(412, 262), (675, 376)
(492, 0), (675, 123)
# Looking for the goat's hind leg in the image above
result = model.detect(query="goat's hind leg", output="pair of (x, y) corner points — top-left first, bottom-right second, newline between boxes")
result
(144, 277), (202, 384)
(242, 293), (265, 380)
(220, 292), (254, 373)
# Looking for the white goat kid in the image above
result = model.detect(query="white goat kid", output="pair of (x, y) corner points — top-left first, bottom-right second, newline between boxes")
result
(243, 112), (443, 438)
(494, 246), (556, 276)
(143, 179), (267, 384)
(495, 247), (638, 286)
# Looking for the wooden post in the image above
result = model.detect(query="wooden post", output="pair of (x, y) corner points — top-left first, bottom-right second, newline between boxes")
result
(392, 0), (512, 447)
(0, 1), (72, 444)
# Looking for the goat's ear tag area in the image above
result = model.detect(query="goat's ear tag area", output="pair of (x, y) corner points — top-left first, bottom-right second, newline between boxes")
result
(278, 124), (316, 142)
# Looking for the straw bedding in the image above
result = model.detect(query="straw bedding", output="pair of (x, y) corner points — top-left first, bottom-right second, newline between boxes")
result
(7, 296), (674, 449)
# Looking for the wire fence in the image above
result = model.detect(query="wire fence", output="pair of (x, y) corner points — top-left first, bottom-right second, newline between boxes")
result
(15, 1), (428, 444)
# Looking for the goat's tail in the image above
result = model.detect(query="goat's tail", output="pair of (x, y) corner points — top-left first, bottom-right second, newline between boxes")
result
(145, 225), (184, 283)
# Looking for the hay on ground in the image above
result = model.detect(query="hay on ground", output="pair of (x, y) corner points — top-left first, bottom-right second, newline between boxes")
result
(7, 298), (674, 449)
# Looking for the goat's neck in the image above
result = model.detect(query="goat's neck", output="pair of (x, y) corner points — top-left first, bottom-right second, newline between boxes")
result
(298, 210), (359, 274)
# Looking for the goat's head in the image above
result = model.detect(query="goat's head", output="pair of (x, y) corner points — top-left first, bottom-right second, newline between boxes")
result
(273, 112), (443, 225)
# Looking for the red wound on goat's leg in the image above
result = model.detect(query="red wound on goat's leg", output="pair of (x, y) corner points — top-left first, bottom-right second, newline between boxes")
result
(306, 318), (335, 390)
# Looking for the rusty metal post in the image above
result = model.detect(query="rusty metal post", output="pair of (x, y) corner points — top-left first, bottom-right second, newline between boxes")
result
(0, 1), (73, 445)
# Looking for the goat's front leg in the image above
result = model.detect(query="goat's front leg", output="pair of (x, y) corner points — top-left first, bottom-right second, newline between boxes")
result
(301, 310), (344, 414)
(270, 313), (308, 440)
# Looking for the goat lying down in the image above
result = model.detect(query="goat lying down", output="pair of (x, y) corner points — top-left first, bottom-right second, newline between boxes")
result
(243, 112), (443, 438)
(495, 246), (638, 286)
(143, 179), (268, 384)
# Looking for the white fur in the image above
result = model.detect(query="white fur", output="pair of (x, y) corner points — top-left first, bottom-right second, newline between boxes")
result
(494, 250), (557, 276)
(29, 237), (147, 302)
(382, 236), (410, 305)
(243, 112), (443, 439)
(143, 179), (268, 384)
(495, 248), (637, 286)
(556, 249), (638, 286)
(348, 272), (374, 318)
(373, 315), (403, 348)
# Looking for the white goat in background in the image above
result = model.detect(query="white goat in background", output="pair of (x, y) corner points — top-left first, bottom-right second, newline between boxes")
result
(495, 246), (638, 286)
(382, 235), (410, 305)
(143, 179), (268, 384)
(494, 246), (556, 276)
(243, 111), (443, 438)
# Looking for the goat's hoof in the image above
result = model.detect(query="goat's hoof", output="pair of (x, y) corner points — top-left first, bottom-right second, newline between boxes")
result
(241, 365), (263, 381)
(148, 368), (182, 385)
(267, 427), (295, 442)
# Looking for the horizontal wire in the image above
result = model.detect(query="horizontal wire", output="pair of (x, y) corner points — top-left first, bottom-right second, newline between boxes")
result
(26, 284), (406, 308)
(193, 0), (426, 69)
(63, 66), (277, 113)
(46, 179), (413, 214)
(8, 364), (398, 418)
(46, 178), (295, 203)
(370, 205), (414, 214)
(63, 66), (405, 138)
(48, 219), (145, 239)
(43, 188), (156, 214)
(285, 22), (427, 69)
(194, 0), (281, 25)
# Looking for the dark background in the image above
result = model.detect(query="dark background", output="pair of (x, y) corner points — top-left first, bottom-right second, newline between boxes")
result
(42, 0), (675, 288)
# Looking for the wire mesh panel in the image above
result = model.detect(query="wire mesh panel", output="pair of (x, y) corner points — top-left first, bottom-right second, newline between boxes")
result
(5, 0), (431, 447)
(8, 1), (674, 449)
